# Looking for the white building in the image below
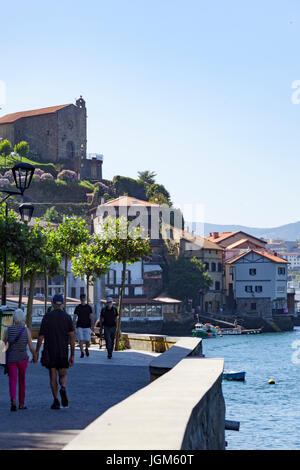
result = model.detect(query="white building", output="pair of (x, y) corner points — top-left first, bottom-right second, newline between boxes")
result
(226, 250), (289, 317)
(280, 253), (300, 269)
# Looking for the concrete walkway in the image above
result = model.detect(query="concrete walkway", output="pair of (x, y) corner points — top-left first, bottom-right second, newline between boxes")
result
(0, 346), (158, 450)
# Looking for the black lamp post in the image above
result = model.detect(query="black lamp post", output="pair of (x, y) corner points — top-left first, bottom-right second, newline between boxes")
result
(0, 162), (35, 305)
(18, 203), (34, 223)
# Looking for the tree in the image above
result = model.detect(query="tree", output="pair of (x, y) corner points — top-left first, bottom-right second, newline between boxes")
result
(112, 175), (146, 200)
(98, 216), (151, 350)
(137, 170), (157, 185)
(14, 141), (29, 158)
(166, 256), (213, 306)
(145, 183), (171, 206)
(71, 235), (111, 304)
(0, 206), (29, 304)
(0, 139), (12, 158)
(39, 224), (62, 314)
(48, 217), (90, 309)
(44, 206), (62, 223)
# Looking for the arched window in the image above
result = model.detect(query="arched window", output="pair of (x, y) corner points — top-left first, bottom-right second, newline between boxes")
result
(66, 141), (75, 159)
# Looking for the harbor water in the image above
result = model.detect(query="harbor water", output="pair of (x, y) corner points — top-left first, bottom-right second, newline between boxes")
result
(203, 327), (300, 450)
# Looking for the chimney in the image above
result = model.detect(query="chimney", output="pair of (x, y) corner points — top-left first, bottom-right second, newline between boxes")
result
(213, 232), (219, 239)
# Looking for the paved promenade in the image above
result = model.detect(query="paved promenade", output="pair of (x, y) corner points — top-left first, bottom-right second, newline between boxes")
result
(0, 345), (158, 450)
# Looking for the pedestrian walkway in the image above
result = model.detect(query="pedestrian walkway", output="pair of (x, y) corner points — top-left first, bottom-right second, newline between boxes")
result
(0, 347), (158, 450)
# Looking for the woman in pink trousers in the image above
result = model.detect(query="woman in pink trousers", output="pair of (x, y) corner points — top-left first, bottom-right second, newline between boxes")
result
(4, 309), (36, 411)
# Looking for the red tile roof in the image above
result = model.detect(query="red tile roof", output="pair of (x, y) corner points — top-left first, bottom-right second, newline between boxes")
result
(171, 227), (224, 251)
(226, 250), (289, 264)
(0, 104), (72, 124)
(226, 238), (264, 250)
(206, 231), (267, 246)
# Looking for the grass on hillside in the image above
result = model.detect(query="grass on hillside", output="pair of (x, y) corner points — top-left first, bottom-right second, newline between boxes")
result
(0, 154), (57, 176)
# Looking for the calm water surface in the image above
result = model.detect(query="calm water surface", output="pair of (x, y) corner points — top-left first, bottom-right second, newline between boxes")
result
(202, 327), (300, 450)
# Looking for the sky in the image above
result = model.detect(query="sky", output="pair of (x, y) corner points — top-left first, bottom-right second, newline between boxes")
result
(1, 0), (300, 228)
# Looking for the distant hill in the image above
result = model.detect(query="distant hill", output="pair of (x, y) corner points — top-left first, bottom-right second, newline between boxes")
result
(185, 221), (300, 241)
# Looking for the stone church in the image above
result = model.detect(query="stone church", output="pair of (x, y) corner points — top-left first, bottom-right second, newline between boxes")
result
(0, 96), (102, 181)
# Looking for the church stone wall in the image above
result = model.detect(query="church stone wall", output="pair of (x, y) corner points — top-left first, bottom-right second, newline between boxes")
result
(14, 114), (58, 162)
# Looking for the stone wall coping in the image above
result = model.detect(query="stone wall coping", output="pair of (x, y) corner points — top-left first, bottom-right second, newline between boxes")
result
(149, 337), (203, 374)
(64, 357), (224, 450)
(121, 332), (180, 342)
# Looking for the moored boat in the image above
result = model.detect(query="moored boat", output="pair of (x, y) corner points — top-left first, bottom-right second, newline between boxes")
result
(192, 322), (218, 338)
(217, 328), (242, 335)
(223, 370), (246, 381)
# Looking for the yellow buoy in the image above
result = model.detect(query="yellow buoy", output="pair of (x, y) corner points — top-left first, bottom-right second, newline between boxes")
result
(268, 379), (275, 384)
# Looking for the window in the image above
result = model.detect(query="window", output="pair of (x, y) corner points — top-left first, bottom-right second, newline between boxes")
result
(245, 286), (253, 293)
(66, 141), (75, 159)
(80, 286), (85, 295)
(215, 281), (221, 291)
(211, 262), (216, 272)
(255, 286), (262, 293)
(249, 269), (256, 276)
(218, 263), (222, 272)
(106, 269), (115, 284)
(251, 303), (256, 310)
(278, 267), (286, 275)
(71, 287), (76, 298)
(204, 262), (209, 271)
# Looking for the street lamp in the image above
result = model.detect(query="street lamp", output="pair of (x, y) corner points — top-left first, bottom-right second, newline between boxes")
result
(18, 203), (34, 223)
(12, 163), (35, 194)
(0, 162), (35, 305)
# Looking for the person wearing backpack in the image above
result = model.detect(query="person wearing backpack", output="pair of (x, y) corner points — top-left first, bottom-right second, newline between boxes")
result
(3, 309), (36, 411)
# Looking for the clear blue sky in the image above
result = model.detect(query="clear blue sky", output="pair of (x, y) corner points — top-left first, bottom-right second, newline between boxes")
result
(1, 0), (300, 227)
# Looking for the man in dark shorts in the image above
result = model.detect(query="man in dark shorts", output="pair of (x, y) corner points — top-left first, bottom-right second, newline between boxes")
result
(100, 297), (118, 359)
(35, 294), (75, 410)
(73, 293), (93, 358)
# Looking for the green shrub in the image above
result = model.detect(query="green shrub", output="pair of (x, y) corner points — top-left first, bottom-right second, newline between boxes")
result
(14, 141), (29, 158)
(0, 140), (12, 157)
(79, 180), (94, 190)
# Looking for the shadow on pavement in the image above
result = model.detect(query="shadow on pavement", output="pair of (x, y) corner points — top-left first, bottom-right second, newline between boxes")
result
(0, 360), (151, 450)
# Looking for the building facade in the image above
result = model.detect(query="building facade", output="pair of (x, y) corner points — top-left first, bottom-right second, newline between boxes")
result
(0, 97), (102, 182)
(226, 250), (289, 318)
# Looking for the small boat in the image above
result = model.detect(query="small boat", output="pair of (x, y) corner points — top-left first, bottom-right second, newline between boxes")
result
(241, 328), (262, 335)
(217, 328), (242, 335)
(192, 322), (218, 338)
(223, 370), (246, 381)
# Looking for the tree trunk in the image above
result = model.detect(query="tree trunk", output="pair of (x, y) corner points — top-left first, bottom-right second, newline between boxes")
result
(44, 269), (48, 314)
(26, 272), (36, 331)
(86, 275), (90, 304)
(18, 258), (25, 308)
(115, 261), (126, 351)
(64, 256), (68, 310)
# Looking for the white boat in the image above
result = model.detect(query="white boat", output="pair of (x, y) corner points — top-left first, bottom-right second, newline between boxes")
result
(218, 328), (242, 335)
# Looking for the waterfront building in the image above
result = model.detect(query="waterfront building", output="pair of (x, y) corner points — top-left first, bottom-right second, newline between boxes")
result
(169, 227), (224, 312)
(226, 249), (289, 317)
(6, 295), (79, 327)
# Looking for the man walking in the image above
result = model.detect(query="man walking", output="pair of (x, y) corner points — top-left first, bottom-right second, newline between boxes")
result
(35, 294), (75, 410)
(100, 297), (118, 359)
(73, 293), (93, 358)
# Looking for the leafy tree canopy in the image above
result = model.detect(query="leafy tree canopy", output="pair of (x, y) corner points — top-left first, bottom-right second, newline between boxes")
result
(14, 141), (29, 158)
(137, 170), (157, 185)
(167, 256), (212, 304)
(0, 139), (12, 157)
